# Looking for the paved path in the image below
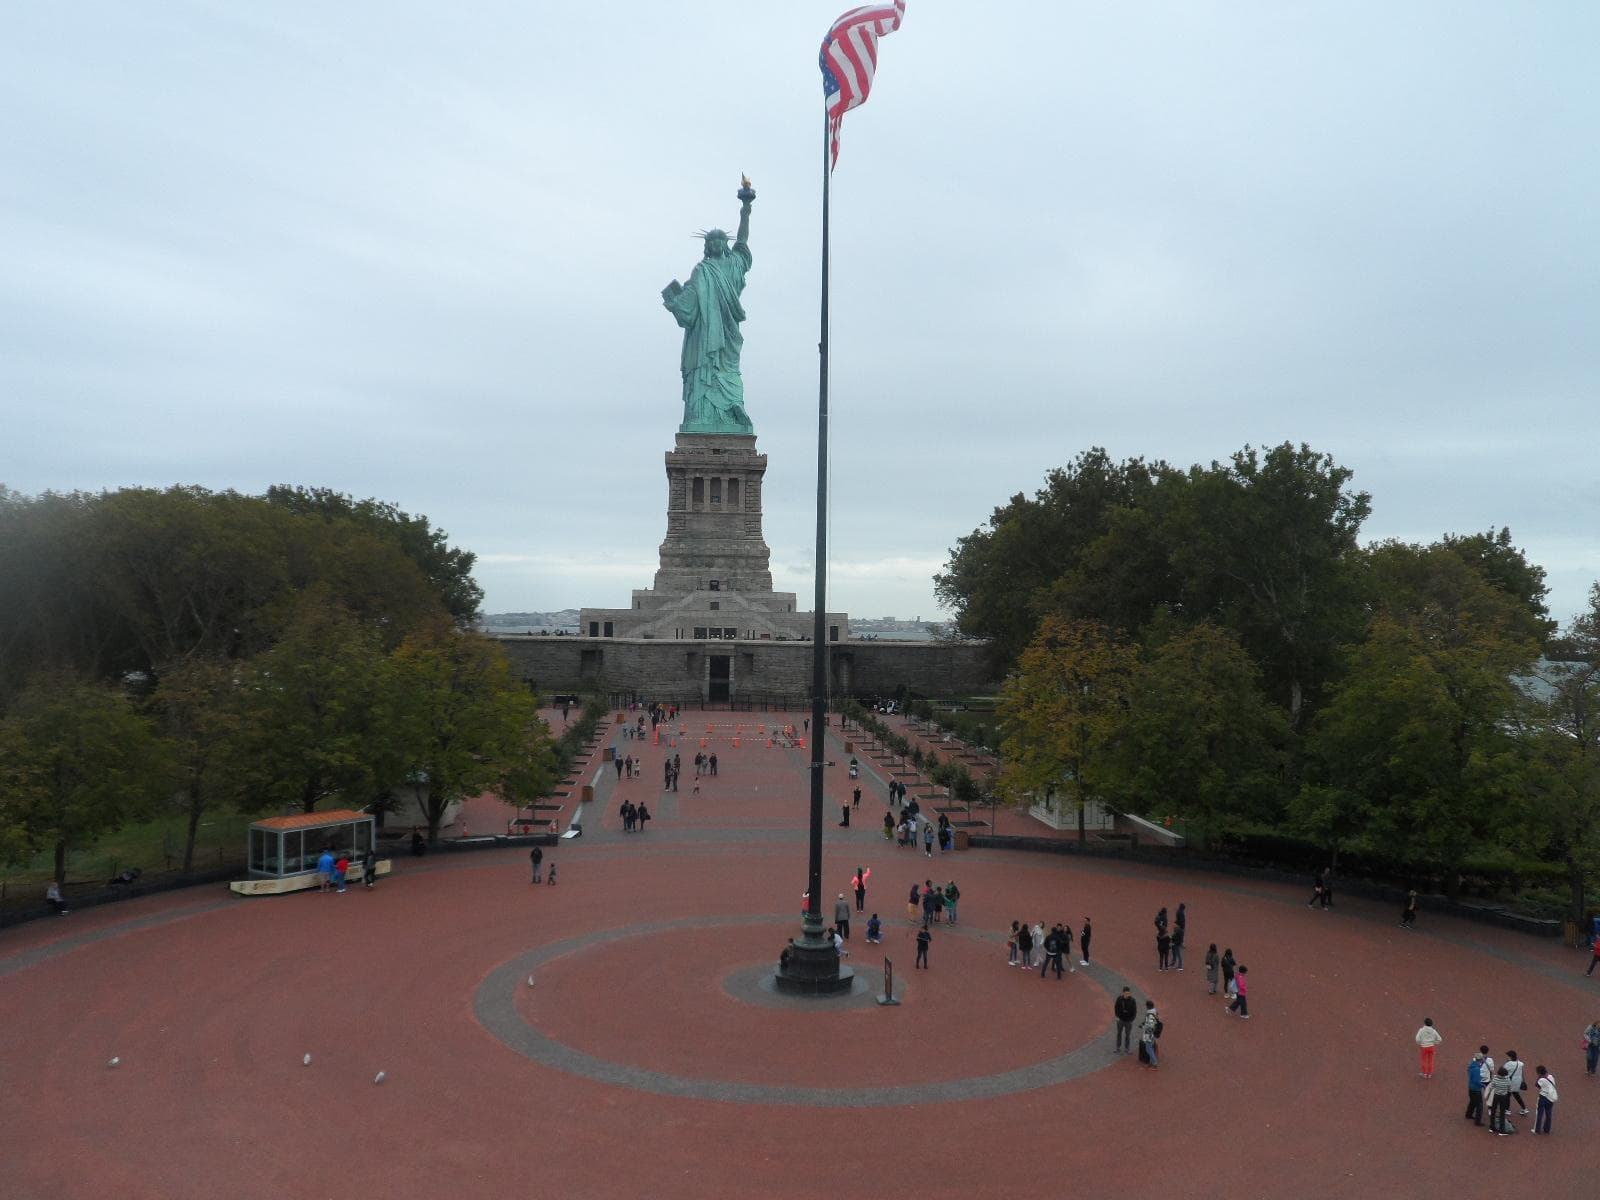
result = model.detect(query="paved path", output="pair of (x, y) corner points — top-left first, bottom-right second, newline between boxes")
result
(1, 711), (1596, 1199)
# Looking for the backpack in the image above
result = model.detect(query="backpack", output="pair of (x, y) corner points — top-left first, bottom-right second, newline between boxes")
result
(1153, 1019), (1164, 1039)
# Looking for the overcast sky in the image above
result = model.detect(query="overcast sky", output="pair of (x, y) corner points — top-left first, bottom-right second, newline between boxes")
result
(4, 2), (1596, 626)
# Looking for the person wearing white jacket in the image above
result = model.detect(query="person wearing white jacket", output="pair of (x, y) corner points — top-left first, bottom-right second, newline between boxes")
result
(1414, 1018), (1443, 1078)
(1534, 1066), (1558, 1134)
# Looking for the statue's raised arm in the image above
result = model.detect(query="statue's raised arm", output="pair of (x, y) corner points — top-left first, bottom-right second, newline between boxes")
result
(661, 178), (758, 436)
(735, 174), (754, 249)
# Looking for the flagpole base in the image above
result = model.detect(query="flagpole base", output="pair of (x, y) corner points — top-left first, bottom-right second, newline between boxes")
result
(773, 917), (853, 996)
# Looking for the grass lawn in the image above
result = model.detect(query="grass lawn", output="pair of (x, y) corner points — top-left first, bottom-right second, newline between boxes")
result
(0, 809), (253, 907)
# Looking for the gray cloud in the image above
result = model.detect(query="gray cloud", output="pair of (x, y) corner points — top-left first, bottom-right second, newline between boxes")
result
(2, 1), (1595, 623)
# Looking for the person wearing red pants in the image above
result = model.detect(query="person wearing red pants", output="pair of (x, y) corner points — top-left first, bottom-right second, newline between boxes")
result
(1415, 1017), (1443, 1078)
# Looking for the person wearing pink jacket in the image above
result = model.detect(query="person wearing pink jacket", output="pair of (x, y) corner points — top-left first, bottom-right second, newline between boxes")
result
(851, 867), (871, 913)
(1226, 965), (1250, 1018)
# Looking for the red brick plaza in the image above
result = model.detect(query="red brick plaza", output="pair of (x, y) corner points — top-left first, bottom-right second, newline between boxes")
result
(3, 712), (1595, 1199)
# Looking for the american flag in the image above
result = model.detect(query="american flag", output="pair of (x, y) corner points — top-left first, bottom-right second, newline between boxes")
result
(819, 1), (906, 170)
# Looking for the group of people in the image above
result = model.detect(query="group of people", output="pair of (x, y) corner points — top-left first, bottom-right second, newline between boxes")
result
(1451, 1033), (1561, 1136)
(1007, 918), (1091, 976)
(316, 847), (376, 893)
(617, 799), (652, 832)
(907, 879), (961, 928)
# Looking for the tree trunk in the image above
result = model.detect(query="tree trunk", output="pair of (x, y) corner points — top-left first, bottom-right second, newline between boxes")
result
(182, 779), (204, 874)
(54, 840), (66, 885)
(1570, 864), (1586, 928)
(1077, 799), (1086, 845)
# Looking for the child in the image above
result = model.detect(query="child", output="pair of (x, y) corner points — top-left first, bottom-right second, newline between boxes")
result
(334, 854), (350, 895)
(1534, 1066), (1557, 1134)
(866, 913), (882, 944)
(547, 862), (558, 886)
(1414, 1018), (1442, 1078)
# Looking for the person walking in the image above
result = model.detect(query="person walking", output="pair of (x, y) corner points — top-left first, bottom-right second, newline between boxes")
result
(852, 867), (871, 913)
(908, 882), (920, 923)
(1400, 888), (1418, 930)
(1308, 868), (1325, 908)
(1079, 917), (1091, 965)
(922, 821), (935, 857)
(334, 853), (350, 895)
(1489, 1066), (1514, 1135)
(1225, 965), (1249, 1017)
(635, 802), (651, 832)
(1220, 947), (1236, 996)
(944, 881), (960, 926)
(1415, 1018), (1442, 1078)
(1039, 926), (1063, 980)
(530, 845), (544, 884)
(1587, 938), (1600, 976)
(1114, 987), (1138, 1054)
(853, 786), (861, 810)
(834, 893), (851, 940)
(1157, 927), (1172, 972)
(1204, 943), (1220, 994)
(882, 810), (894, 841)
(1534, 1066), (1557, 1134)
(915, 925), (931, 969)
(361, 847), (377, 889)
(1465, 1052), (1486, 1126)
(1585, 1021), (1600, 1074)
(1505, 1051), (1531, 1119)
(1140, 1001), (1162, 1069)
(1171, 922), (1185, 971)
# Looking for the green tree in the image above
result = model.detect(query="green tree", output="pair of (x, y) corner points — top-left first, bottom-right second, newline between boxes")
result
(0, 677), (173, 881)
(935, 450), (1164, 668)
(997, 616), (1137, 841)
(151, 658), (248, 872)
(1103, 620), (1288, 843)
(232, 600), (400, 814)
(266, 486), (483, 624)
(1167, 443), (1371, 728)
(1297, 546), (1539, 892)
(1509, 584), (1600, 922)
(389, 632), (555, 843)
(1440, 527), (1555, 641)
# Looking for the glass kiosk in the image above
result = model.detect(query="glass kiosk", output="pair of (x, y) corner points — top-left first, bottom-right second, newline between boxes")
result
(230, 809), (382, 895)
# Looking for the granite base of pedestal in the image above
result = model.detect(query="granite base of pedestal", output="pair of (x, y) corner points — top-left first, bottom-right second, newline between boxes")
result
(773, 933), (854, 996)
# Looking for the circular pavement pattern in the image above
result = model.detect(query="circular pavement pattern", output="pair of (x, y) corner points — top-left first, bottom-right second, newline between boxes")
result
(474, 915), (1130, 1105)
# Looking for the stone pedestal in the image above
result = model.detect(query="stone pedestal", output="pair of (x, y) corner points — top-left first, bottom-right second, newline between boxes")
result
(773, 916), (853, 996)
(655, 432), (773, 593)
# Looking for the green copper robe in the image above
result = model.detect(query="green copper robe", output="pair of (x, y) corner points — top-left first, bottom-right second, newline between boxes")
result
(663, 241), (755, 435)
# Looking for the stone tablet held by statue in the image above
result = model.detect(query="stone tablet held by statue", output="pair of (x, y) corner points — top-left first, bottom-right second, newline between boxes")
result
(661, 179), (757, 435)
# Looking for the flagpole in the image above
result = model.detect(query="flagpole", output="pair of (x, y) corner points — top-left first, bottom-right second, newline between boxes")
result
(806, 108), (832, 950)
(776, 112), (848, 995)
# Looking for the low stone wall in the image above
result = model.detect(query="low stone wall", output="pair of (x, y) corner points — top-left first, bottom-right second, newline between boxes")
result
(966, 834), (1562, 938)
(493, 635), (998, 703)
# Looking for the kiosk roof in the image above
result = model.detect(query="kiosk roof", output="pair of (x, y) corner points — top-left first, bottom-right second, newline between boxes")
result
(251, 809), (370, 831)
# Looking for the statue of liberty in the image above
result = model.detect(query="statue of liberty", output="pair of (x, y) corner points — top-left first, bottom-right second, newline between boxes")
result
(661, 178), (757, 435)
